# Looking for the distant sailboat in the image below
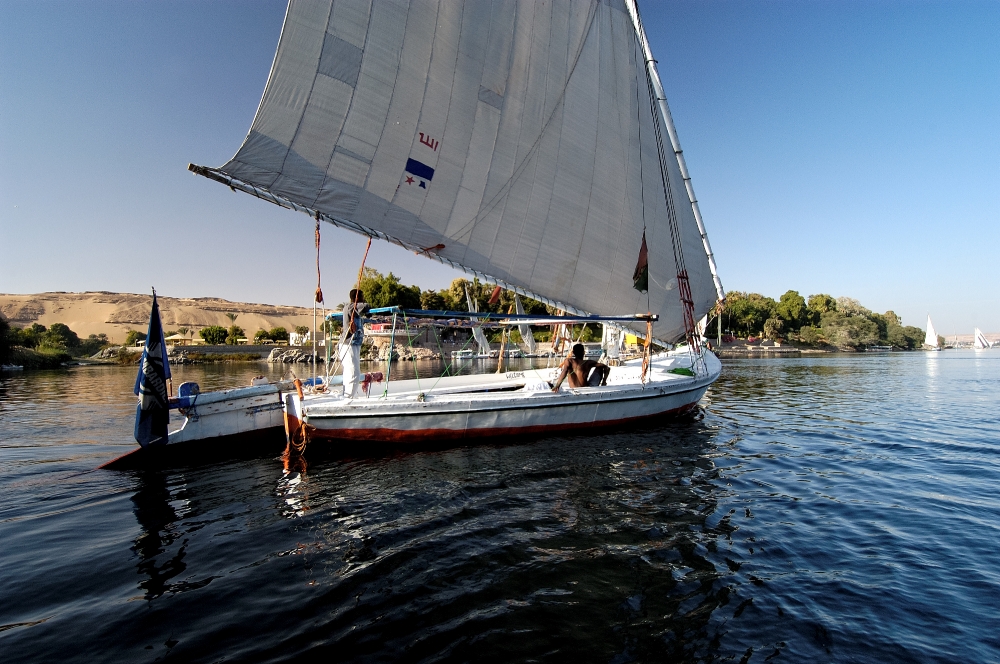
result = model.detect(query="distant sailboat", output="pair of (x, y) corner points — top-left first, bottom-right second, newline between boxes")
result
(973, 328), (992, 350)
(924, 315), (942, 351)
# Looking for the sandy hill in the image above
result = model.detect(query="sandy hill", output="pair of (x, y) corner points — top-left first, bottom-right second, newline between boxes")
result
(0, 292), (320, 343)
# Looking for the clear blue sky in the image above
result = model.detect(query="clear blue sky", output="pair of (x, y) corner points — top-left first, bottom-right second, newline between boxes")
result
(2, 0), (998, 335)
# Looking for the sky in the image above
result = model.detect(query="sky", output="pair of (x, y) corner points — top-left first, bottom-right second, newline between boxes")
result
(2, 0), (998, 335)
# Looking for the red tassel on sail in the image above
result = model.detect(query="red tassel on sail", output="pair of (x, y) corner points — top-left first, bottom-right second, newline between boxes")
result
(633, 232), (649, 293)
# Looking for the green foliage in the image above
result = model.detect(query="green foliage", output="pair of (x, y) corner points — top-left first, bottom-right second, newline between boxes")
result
(39, 323), (81, 350)
(78, 333), (109, 356)
(724, 291), (777, 337)
(763, 317), (784, 340)
(268, 327), (289, 342)
(357, 267), (421, 309)
(124, 329), (147, 346)
(0, 316), (10, 363)
(10, 322), (48, 348)
(420, 289), (448, 311)
(294, 325), (310, 336)
(806, 294), (836, 325)
(797, 326), (823, 345)
(253, 329), (270, 343)
(199, 325), (228, 345)
(819, 311), (879, 349)
(225, 324), (245, 345)
(776, 290), (808, 329)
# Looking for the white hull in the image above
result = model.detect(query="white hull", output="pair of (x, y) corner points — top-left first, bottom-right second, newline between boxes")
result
(166, 381), (291, 445)
(287, 350), (721, 444)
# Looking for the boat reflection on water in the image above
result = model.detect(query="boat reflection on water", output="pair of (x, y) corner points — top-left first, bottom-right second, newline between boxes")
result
(130, 471), (191, 601)
(124, 414), (747, 661)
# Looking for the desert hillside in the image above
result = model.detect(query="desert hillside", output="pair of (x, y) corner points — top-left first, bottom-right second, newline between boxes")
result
(0, 292), (320, 343)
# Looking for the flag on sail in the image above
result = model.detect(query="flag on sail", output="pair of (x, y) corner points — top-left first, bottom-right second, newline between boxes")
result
(134, 292), (171, 447)
(633, 232), (649, 293)
(403, 158), (435, 189)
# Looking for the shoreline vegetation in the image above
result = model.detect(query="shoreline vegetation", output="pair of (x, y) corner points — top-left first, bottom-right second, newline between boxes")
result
(2, 277), (933, 371)
(708, 291), (931, 352)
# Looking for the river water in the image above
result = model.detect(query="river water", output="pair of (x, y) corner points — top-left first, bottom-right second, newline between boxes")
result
(1, 352), (998, 663)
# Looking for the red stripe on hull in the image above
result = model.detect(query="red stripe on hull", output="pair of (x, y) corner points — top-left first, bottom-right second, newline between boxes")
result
(304, 400), (699, 443)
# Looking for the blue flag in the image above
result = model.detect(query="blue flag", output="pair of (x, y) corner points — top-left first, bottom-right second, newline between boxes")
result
(134, 291), (171, 447)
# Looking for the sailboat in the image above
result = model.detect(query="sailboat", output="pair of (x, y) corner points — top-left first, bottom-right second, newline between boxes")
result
(924, 315), (942, 351)
(166, 0), (724, 447)
(973, 328), (993, 350)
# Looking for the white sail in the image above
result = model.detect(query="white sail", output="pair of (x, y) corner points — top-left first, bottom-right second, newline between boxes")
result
(974, 328), (991, 350)
(513, 294), (536, 355)
(924, 315), (939, 348)
(191, 0), (719, 342)
(464, 288), (491, 355)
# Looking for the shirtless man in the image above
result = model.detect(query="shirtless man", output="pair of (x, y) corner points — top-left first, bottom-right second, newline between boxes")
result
(551, 343), (610, 391)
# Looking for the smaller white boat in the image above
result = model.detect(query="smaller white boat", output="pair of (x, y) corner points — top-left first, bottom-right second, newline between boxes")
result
(973, 328), (993, 350)
(924, 315), (942, 351)
(1, 364), (24, 371)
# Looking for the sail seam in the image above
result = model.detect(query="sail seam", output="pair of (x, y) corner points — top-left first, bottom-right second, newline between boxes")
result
(447, 2), (600, 248)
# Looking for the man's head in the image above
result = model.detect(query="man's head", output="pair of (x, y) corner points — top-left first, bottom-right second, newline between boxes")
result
(349, 289), (364, 302)
(572, 343), (584, 360)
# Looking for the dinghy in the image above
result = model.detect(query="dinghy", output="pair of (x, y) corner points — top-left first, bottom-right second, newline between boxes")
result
(180, 0), (727, 450)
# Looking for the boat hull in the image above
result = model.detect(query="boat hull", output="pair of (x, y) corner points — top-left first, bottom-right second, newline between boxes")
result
(167, 381), (291, 444)
(294, 352), (720, 444)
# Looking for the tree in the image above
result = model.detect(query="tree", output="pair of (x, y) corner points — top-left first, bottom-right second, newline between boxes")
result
(13, 323), (47, 348)
(268, 326), (289, 342)
(357, 267), (421, 309)
(797, 326), (823, 345)
(125, 329), (147, 346)
(724, 291), (777, 337)
(254, 329), (270, 343)
(806, 294), (836, 325)
(776, 290), (808, 331)
(835, 297), (870, 318)
(225, 325), (245, 345)
(294, 325), (310, 336)
(200, 325), (228, 345)
(78, 333), (109, 356)
(820, 311), (879, 349)
(420, 289), (448, 311)
(225, 313), (239, 325)
(763, 317), (784, 340)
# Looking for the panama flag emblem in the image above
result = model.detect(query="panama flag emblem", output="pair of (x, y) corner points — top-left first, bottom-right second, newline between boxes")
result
(403, 158), (435, 189)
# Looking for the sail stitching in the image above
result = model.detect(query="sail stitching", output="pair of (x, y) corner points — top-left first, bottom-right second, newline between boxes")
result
(280, 1), (338, 191)
(561, 8), (609, 313)
(312, 2), (377, 210)
(447, 1), (600, 247)
(600, 10), (632, 313)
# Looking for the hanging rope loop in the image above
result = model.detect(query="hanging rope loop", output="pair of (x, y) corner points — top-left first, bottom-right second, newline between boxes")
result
(314, 216), (324, 304)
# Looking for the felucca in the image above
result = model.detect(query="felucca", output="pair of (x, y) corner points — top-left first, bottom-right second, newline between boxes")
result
(111, 0), (727, 462)
(924, 315), (942, 351)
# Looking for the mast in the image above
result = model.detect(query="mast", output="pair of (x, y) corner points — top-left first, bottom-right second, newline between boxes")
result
(625, 0), (725, 306)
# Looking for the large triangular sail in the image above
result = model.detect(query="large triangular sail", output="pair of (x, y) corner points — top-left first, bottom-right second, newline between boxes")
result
(924, 315), (939, 348)
(974, 328), (991, 350)
(190, 0), (721, 342)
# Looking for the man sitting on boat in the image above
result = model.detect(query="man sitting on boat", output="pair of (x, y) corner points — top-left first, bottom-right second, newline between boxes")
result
(551, 343), (610, 391)
(339, 289), (370, 397)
